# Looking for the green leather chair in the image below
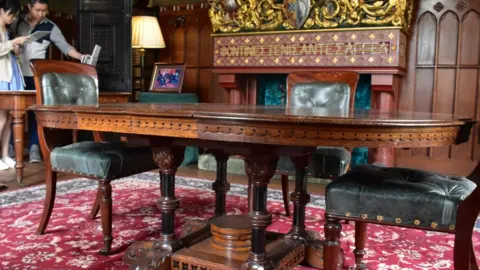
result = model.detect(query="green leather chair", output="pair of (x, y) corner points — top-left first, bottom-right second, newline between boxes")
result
(276, 72), (359, 216)
(138, 92), (200, 166)
(31, 60), (157, 255)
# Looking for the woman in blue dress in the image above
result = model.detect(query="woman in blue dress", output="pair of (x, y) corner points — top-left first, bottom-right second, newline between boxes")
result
(0, 0), (30, 171)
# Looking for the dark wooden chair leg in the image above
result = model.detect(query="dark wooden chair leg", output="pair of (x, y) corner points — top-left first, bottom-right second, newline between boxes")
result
(323, 217), (342, 270)
(471, 242), (479, 270)
(37, 168), (57, 235)
(98, 180), (113, 255)
(281, 174), (290, 216)
(454, 203), (478, 270)
(88, 187), (101, 220)
(354, 221), (367, 269)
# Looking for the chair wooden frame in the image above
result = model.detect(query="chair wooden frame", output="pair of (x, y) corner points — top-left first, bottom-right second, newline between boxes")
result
(31, 59), (113, 255)
(278, 71), (359, 216)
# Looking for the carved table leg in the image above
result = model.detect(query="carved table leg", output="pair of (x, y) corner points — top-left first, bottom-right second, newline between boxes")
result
(154, 145), (185, 247)
(286, 154), (344, 269)
(11, 111), (25, 185)
(241, 154), (278, 270)
(287, 155), (311, 241)
(123, 143), (185, 269)
(211, 151), (230, 217)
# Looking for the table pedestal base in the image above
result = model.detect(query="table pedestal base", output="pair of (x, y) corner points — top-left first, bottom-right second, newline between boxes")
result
(172, 231), (305, 270)
(123, 217), (345, 270)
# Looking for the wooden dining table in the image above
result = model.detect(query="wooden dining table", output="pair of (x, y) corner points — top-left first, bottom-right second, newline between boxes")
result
(0, 91), (130, 185)
(30, 103), (474, 269)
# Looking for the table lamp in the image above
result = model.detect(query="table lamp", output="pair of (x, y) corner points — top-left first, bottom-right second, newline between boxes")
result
(132, 15), (165, 92)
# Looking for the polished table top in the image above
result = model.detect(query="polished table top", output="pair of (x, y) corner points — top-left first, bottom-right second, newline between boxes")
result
(31, 103), (471, 126)
(31, 103), (475, 149)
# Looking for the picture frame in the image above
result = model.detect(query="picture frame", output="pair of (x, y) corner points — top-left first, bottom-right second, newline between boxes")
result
(149, 63), (186, 92)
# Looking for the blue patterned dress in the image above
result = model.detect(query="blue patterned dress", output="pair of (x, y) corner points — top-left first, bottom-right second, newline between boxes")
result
(0, 32), (24, 90)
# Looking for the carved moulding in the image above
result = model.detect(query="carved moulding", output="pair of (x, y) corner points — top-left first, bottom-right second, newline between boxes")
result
(35, 112), (465, 149)
(208, 0), (415, 33)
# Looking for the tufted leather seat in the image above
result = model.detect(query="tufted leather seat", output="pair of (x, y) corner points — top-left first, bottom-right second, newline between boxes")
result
(326, 164), (476, 230)
(51, 141), (156, 179)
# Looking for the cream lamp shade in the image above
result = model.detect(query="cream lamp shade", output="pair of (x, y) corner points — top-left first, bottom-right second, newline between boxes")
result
(132, 16), (165, 49)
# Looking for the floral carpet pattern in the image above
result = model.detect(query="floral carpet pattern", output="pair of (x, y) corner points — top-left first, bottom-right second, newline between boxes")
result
(0, 172), (479, 270)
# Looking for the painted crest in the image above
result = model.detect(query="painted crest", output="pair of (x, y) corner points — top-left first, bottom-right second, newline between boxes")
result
(295, 0), (311, 29)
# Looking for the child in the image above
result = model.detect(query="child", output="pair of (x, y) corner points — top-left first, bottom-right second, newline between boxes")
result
(0, 0), (30, 170)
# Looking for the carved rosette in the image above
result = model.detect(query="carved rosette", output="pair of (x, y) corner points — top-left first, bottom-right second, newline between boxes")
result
(244, 156), (278, 187)
(152, 146), (185, 174)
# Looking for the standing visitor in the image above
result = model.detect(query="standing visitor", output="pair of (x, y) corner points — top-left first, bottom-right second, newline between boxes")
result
(12, 0), (89, 162)
(0, 0), (29, 171)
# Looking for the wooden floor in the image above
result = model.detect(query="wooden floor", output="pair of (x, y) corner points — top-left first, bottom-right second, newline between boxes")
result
(0, 162), (327, 196)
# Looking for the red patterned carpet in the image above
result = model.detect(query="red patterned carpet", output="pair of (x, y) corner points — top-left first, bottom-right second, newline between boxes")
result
(0, 172), (478, 269)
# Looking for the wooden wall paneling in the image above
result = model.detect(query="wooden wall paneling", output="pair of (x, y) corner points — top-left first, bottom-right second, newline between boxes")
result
(185, 16), (200, 94)
(157, 16), (175, 63)
(185, 18), (199, 66)
(198, 17), (214, 102)
(397, 5), (420, 160)
(460, 11), (480, 160)
(416, 12), (437, 66)
(184, 68), (198, 94)
(437, 12), (459, 65)
(433, 69), (455, 159)
(431, 11), (459, 159)
(172, 23), (186, 63)
(453, 69), (477, 159)
(396, 0), (480, 176)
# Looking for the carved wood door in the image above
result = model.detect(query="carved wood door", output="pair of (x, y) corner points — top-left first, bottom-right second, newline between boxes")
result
(396, 0), (480, 176)
(77, 0), (132, 92)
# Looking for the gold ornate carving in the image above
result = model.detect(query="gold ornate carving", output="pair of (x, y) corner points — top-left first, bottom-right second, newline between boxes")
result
(305, 0), (413, 31)
(208, 0), (294, 33)
(209, 0), (414, 33)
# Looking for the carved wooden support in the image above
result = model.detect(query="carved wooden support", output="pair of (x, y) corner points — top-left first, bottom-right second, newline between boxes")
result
(10, 110), (26, 185)
(287, 154), (312, 242)
(123, 141), (185, 269)
(242, 153), (278, 270)
(323, 218), (343, 270)
(98, 180), (113, 255)
(152, 142), (185, 245)
(370, 74), (401, 167)
(211, 151), (230, 217)
(123, 241), (172, 270)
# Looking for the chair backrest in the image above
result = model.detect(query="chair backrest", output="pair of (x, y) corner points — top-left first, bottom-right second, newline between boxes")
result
(30, 59), (99, 105)
(286, 72), (359, 109)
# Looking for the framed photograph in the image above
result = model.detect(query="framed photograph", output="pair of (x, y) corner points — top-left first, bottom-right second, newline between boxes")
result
(149, 63), (186, 92)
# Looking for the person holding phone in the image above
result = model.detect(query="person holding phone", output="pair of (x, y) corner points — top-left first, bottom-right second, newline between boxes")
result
(11, 0), (89, 163)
